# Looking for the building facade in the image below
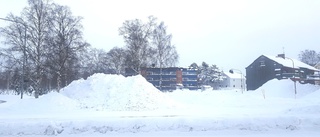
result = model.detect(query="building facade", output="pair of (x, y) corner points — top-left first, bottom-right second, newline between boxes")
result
(246, 54), (319, 91)
(315, 63), (320, 85)
(219, 71), (246, 91)
(125, 67), (199, 91)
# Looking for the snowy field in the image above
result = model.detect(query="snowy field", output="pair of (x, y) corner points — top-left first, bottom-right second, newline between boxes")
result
(1, 73), (320, 137)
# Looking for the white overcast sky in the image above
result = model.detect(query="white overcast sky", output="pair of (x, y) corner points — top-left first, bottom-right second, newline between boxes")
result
(1, 0), (320, 73)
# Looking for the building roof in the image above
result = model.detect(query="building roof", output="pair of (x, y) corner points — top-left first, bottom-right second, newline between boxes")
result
(264, 55), (319, 71)
(315, 63), (320, 69)
(223, 71), (245, 79)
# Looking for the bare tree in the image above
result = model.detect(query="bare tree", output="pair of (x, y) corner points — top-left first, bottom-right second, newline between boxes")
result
(119, 16), (157, 72)
(151, 22), (179, 90)
(1, 0), (89, 96)
(0, 13), (30, 97)
(152, 22), (179, 68)
(20, 0), (53, 97)
(299, 49), (320, 66)
(107, 47), (126, 75)
(46, 4), (86, 92)
(75, 47), (116, 79)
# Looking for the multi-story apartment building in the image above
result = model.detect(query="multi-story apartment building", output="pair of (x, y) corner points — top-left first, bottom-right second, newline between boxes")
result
(125, 67), (199, 91)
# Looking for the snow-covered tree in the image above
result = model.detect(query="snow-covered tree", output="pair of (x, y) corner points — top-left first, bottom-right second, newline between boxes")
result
(199, 63), (224, 86)
(189, 63), (198, 69)
(190, 62), (225, 87)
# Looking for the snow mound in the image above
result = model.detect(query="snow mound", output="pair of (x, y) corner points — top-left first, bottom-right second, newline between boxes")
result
(287, 105), (320, 115)
(35, 92), (78, 112)
(61, 73), (179, 111)
(302, 88), (320, 101)
(256, 79), (320, 98)
(286, 89), (320, 115)
(5, 92), (78, 114)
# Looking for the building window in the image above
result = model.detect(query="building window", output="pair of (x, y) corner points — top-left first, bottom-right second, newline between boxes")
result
(162, 78), (169, 81)
(260, 61), (265, 67)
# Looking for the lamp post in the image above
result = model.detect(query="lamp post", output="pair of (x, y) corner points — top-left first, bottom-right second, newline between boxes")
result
(285, 57), (297, 99)
(229, 69), (244, 94)
(0, 17), (27, 99)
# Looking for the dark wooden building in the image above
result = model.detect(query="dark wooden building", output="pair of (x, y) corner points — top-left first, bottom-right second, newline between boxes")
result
(246, 54), (319, 91)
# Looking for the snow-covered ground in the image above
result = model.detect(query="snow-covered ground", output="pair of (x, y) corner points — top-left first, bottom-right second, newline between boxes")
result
(0, 73), (320, 136)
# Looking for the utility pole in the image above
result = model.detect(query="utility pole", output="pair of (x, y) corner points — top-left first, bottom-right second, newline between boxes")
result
(285, 57), (297, 99)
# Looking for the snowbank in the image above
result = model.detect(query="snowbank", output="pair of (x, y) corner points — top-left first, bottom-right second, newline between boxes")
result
(255, 79), (320, 98)
(60, 73), (179, 111)
(286, 88), (320, 115)
(0, 92), (78, 116)
(1, 74), (320, 136)
(1, 115), (320, 136)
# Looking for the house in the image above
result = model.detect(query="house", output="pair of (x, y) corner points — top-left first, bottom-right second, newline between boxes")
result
(246, 54), (319, 91)
(313, 63), (320, 85)
(315, 63), (320, 69)
(125, 67), (199, 91)
(219, 71), (246, 91)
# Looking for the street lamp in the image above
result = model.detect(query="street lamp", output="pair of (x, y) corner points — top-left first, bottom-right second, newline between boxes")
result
(285, 57), (297, 99)
(0, 17), (27, 99)
(229, 69), (244, 94)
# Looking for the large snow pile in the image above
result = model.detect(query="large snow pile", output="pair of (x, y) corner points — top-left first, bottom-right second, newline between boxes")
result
(60, 73), (179, 111)
(255, 79), (320, 115)
(255, 79), (320, 98)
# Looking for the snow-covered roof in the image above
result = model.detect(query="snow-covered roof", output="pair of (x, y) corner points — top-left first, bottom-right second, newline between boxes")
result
(315, 63), (320, 69)
(264, 55), (319, 71)
(223, 71), (245, 79)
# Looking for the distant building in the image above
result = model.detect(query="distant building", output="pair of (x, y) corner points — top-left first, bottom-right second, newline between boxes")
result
(125, 67), (199, 91)
(220, 71), (246, 90)
(246, 54), (319, 91)
(315, 63), (320, 69)
(314, 63), (320, 85)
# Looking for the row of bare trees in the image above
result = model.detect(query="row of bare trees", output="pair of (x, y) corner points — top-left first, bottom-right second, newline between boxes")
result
(0, 0), (89, 97)
(78, 16), (179, 77)
(0, 0), (179, 98)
